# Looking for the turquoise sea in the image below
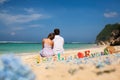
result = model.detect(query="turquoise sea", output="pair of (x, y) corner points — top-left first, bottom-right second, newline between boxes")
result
(0, 43), (96, 54)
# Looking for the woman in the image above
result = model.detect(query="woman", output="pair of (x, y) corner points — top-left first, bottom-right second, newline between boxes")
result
(40, 33), (55, 57)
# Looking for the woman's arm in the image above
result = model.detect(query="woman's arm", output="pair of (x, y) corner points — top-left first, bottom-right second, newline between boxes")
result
(51, 41), (54, 49)
(42, 39), (44, 48)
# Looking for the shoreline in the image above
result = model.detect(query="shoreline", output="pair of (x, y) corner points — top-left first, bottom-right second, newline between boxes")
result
(0, 43), (97, 55)
(0, 45), (106, 55)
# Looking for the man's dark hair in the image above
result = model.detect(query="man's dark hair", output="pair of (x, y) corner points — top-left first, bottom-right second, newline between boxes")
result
(54, 28), (60, 35)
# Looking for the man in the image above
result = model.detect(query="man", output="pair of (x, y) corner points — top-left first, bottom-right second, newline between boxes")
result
(53, 28), (64, 54)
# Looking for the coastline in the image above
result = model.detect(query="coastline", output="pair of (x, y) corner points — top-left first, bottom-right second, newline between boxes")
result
(0, 43), (96, 54)
(14, 45), (106, 56)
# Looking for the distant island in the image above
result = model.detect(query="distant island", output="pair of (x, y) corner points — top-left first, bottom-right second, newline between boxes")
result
(96, 23), (120, 46)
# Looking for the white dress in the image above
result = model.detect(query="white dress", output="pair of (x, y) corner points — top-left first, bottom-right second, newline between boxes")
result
(40, 44), (54, 57)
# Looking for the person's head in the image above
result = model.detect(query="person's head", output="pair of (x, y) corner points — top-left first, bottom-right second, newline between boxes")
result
(54, 28), (60, 35)
(47, 32), (55, 40)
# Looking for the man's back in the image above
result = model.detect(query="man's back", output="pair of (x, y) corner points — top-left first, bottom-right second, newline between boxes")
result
(53, 35), (64, 54)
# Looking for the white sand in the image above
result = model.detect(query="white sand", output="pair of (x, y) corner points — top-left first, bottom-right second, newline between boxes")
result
(19, 45), (120, 80)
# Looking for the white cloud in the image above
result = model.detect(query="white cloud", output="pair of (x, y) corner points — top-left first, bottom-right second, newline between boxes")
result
(0, 8), (50, 33)
(0, 10), (9, 13)
(10, 32), (15, 36)
(0, 0), (8, 4)
(11, 27), (25, 31)
(0, 13), (43, 24)
(104, 12), (118, 18)
(29, 24), (43, 28)
(24, 8), (35, 13)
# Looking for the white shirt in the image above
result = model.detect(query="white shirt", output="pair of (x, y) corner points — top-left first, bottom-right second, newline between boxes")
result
(53, 35), (64, 54)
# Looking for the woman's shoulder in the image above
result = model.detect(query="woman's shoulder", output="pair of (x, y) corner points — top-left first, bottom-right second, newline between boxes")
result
(43, 38), (52, 43)
(43, 38), (47, 41)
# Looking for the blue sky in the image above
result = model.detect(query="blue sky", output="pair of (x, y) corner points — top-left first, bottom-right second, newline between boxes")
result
(0, 0), (120, 43)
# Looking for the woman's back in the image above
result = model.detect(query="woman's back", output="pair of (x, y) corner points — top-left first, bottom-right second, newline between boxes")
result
(40, 33), (55, 57)
(40, 38), (54, 57)
(43, 38), (54, 48)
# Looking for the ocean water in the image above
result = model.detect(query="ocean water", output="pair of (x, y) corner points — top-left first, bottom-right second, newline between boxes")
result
(0, 43), (96, 54)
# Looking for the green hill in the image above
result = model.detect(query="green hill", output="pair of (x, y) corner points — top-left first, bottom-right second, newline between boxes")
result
(96, 23), (120, 45)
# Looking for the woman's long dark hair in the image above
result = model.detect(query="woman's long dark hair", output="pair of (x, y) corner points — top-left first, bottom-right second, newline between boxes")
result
(47, 33), (55, 40)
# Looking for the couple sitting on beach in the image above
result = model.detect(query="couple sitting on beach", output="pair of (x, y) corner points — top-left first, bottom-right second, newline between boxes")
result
(40, 28), (64, 57)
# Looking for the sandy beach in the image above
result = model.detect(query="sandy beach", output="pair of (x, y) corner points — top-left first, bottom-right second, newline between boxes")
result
(19, 45), (120, 80)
